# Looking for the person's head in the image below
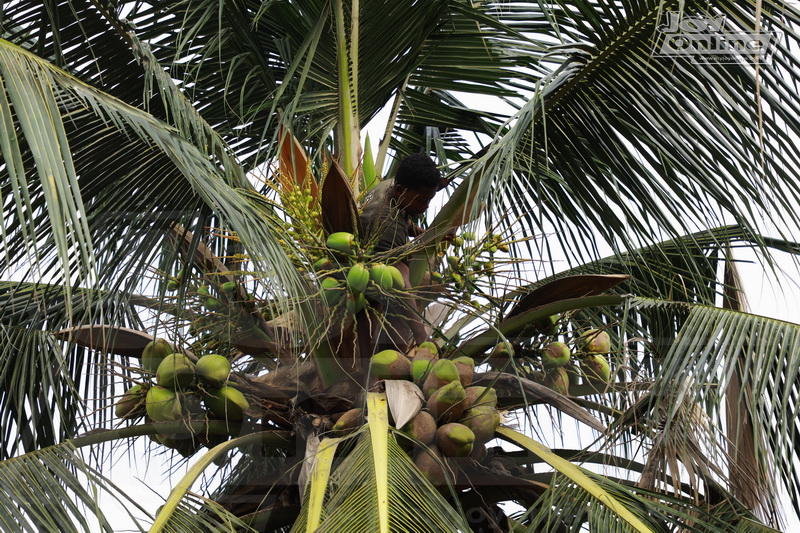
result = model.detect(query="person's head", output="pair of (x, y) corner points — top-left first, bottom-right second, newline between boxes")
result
(392, 153), (442, 217)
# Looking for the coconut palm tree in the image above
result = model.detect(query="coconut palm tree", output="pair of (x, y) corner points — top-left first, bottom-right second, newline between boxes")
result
(1, 0), (800, 531)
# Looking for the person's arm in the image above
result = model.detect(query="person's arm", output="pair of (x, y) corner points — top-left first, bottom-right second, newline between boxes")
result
(409, 223), (425, 237)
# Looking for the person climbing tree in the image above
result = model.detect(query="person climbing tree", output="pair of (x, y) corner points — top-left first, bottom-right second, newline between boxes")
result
(359, 153), (448, 350)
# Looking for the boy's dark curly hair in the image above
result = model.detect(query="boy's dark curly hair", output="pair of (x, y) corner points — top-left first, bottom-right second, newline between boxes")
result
(394, 153), (441, 190)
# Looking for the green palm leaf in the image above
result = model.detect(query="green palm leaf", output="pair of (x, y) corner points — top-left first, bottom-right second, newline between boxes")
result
(0, 441), (148, 532)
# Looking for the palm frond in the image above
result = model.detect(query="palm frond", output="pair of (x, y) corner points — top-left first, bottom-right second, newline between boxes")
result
(0, 441), (149, 532)
(454, 0), (800, 276)
(615, 297), (800, 522)
(518, 469), (772, 532)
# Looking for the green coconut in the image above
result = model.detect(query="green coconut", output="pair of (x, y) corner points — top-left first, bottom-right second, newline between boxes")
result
(543, 366), (570, 396)
(541, 341), (571, 369)
(157, 436), (199, 458)
(401, 411), (437, 445)
(412, 358), (434, 385)
(142, 338), (173, 373)
(383, 264), (404, 291)
(436, 423), (475, 457)
(533, 314), (559, 336)
(459, 405), (500, 443)
(346, 292), (367, 314)
(146, 386), (183, 422)
(156, 353), (196, 390)
(321, 277), (344, 307)
(581, 354), (612, 390)
(488, 342), (514, 370)
(115, 384), (148, 419)
(464, 386), (498, 410)
(414, 445), (451, 486)
(333, 408), (364, 435)
(221, 281), (237, 293)
(369, 263), (395, 291)
(369, 349), (412, 380)
(204, 297), (222, 311)
(451, 356), (475, 386)
(195, 354), (231, 388)
(470, 441), (488, 461)
(422, 359), (460, 397)
(426, 380), (467, 423)
(326, 232), (356, 255)
(566, 363), (582, 387)
(346, 263), (370, 294)
(418, 341), (438, 354)
(578, 329), (611, 353)
(313, 257), (334, 272)
(204, 386), (249, 421)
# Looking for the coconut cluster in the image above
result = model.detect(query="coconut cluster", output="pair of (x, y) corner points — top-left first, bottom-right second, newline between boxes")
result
(115, 338), (249, 456)
(521, 325), (613, 396)
(316, 231), (405, 314)
(357, 342), (503, 487)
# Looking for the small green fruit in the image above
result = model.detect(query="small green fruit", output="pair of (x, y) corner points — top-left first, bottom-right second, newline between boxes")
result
(426, 380), (467, 423)
(578, 329), (611, 353)
(369, 349), (412, 380)
(534, 314), (559, 336)
(313, 257), (334, 272)
(326, 232), (356, 254)
(142, 338), (173, 373)
(581, 354), (611, 390)
(195, 354), (231, 388)
(459, 406), (500, 443)
(418, 341), (438, 354)
(387, 265), (405, 290)
(401, 411), (437, 445)
(488, 342), (514, 370)
(541, 341), (571, 369)
(333, 408), (364, 435)
(346, 292), (366, 314)
(115, 384), (148, 419)
(543, 367), (570, 395)
(422, 359), (460, 397)
(221, 281), (237, 293)
(411, 358), (434, 384)
(146, 386), (183, 422)
(204, 297), (221, 311)
(321, 277), (344, 307)
(369, 263), (395, 291)
(452, 356), (474, 387)
(156, 353), (196, 390)
(464, 386), (498, 410)
(346, 263), (370, 294)
(204, 386), (249, 421)
(436, 423), (475, 457)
